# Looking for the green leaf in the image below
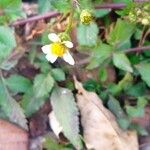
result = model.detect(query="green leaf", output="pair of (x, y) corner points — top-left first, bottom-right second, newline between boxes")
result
(51, 68), (65, 81)
(77, 22), (99, 47)
(0, 78), (27, 130)
(107, 19), (135, 49)
(49, 0), (71, 12)
(0, 26), (16, 65)
(33, 73), (54, 98)
(87, 43), (112, 69)
(94, 9), (111, 18)
(38, 0), (51, 13)
(107, 95), (130, 129)
(113, 52), (133, 72)
(126, 106), (144, 117)
(136, 63), (150, 87)
(98, 68), (108, 82)
(51, 87), (82, 149)
(5, 74), (32, 93)
(21, 88), (46, 117)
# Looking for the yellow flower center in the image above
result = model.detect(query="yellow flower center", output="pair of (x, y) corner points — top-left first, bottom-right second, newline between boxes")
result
(51, 42), (66, 57)
(80, 10), (92, 25)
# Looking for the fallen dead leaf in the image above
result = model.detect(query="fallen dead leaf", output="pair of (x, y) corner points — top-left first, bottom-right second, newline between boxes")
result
(74, 77), (138, 150)
(0, 119), (29, 150)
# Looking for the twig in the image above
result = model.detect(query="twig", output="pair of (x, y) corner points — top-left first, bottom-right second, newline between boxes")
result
(10, 11), (60, 26)
(125, 46), (150, 53)
(10, 1), (147, 27)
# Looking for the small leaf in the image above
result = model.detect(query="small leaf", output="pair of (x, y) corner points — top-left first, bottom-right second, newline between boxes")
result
(113, 52), (133, 72)
(51, 86), (82, 149)
(94, 9), (111, 18)
(33, 73), (54, 98)
(51, 68), (65, 81)
(21, 87), (47, 117)
(77, 22), (98, 47)
(136, 63), (150, 87)
(87, 43), (112, 69)
(107, 19), (135, 49)
(38, 0), (51, 13)
(5, 74), (32, 93)
(0, 26), (16, 64)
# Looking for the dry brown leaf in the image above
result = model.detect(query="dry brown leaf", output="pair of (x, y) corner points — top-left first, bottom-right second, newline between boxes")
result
(74, 78), (138, 150)
(0, 119), (29, 150)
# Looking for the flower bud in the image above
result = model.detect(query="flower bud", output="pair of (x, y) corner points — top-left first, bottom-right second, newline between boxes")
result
(80, 9), (93, 25)
(141, 18), (149, 25)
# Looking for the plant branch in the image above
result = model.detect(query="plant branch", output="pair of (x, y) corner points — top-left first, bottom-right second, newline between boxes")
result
(10, 1), (148, 27)
(125, 46), (150, 53)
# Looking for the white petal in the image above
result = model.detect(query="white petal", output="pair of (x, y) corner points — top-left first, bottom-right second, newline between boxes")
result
(63, 41), (73, 48)
(48, 33), (60, 42)
(41, 45), (50, 54)
(49, 111), (63, 137)
(63, 51), (75, 65)
(46, 54), (57, 63)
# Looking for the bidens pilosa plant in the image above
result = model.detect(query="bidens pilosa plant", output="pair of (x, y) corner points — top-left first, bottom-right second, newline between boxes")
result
(0, 0), (150, 149)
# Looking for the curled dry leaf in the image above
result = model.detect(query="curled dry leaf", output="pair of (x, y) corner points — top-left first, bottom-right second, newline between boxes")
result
(74, 77), (138, 150)
(0, 119), (29, 150)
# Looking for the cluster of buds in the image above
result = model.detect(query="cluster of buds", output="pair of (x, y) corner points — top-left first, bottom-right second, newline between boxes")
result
(128, 3), (150, 25)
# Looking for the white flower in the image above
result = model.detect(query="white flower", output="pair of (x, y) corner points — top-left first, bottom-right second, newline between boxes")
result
(41, 33), (75, 65)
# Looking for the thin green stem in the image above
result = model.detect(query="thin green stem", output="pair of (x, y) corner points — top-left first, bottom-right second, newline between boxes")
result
(65, 10), (74, 33)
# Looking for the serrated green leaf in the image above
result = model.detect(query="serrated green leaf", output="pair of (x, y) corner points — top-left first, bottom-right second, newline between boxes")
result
(0, 78), (27, 130)
(51, 87), (82, 149)
(77, 22), (98, 47)
(94, 9), (111, 18)
(0, 26), (16, 65)
(136, 63), (150, 87)
(33, 73), (54, 98)
(5, 74), (32, 93)
(51, 68), (65, 81)
(87, 43), (112, 69)
(113, 52), (133, 72)
(21, 87), (46, 117)
(107, 19), (135, 49)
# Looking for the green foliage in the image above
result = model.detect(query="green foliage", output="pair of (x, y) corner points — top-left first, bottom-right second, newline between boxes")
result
(107, 19), (135, 49)
(0, 0), (25, 24)
(0, 77), (27, 130)
(0, 26), (16, 65)
(136, 63), (150, 87)
(113, 52), (133, 72)
(51, 86), (83, 149)
(38, 0), (52, 13)
(126, 97), (147, 117)
(5, 74), (32, 93)
(51, 68), (65, 81)
(93, 9), (111, 18)
(87, 43), (112, 69)
(33, 73), (54, 98)
(43, 136), (73, 150)
(77, 22), (99, 47)
(108, 96), (130, 129)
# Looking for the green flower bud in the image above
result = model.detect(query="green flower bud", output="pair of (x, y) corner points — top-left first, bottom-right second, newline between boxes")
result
(58, 32), (70, 41)
(80, 9), (93, 25)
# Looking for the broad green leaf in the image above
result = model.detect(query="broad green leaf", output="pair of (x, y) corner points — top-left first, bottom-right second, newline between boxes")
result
(113, 52), (133, 72)
(98, 68), (108, 82)
(87, 43), (112, 69)
(51, 68), (65, 81)
(51, 87), (82, 149)
(0, 26), (16, 65)
(136, 63), (150, 87)
(5, 74), (32, 93)
(77, 22), (98, 47)
(38, 0), (51, 13)
(21, 88), (46, 117)
(33, 73), (54, 98)
(49, 0), (71, 12)
(0, 78), (27, 130)
(94, 9), (111, 18)
(107, 19), (135, 49)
